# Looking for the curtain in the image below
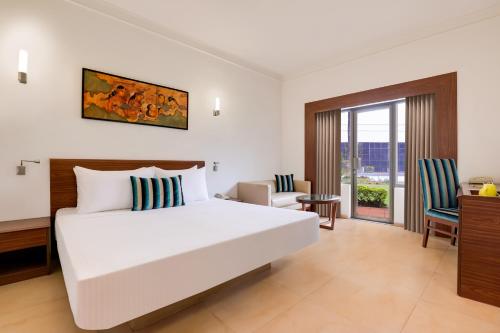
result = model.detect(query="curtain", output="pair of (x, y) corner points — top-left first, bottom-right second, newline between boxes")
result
(316, 110), (341, 217)
(405, 94), (435, 232)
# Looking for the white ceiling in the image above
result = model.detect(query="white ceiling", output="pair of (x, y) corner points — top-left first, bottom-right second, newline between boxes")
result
(73, 0), (500, 80)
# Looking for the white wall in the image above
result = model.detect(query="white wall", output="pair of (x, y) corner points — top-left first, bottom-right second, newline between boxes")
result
(0, 0), (281, 221)
(281, 15), (500, 185)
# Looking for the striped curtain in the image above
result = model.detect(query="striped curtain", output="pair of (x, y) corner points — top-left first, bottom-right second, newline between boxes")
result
(316, 110), (341, 217)
(405, 94), (435, 232)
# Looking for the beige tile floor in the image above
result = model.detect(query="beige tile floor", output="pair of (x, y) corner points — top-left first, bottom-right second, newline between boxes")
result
(1, 218), (500, 333)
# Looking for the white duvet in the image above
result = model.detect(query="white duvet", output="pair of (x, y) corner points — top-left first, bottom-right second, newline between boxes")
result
(56, 199), (319, 329)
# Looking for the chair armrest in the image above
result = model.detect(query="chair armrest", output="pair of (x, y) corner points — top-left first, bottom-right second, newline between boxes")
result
(294, 180), (311, 194)
(237, 182), (272, 206)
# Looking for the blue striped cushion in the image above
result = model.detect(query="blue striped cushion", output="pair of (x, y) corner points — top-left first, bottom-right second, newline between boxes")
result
(275, 174), (295, 192)
(130, 176), (185, 211)
(418, 159), (459, 211)
(427, 208), (459, 223)
(432, 207), (459, 216)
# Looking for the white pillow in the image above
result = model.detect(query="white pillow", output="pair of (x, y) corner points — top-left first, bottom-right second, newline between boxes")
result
(74, 166), (154, 213)
(154, 166), (209, 203)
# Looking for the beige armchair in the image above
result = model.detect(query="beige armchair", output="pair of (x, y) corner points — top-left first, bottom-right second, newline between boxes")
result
(237, 179), (311, 210)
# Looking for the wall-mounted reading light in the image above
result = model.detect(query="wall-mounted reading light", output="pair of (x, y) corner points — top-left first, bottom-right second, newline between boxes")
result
(17, 160), (40, 175)
(213, 161), (220, 172)
(213, 97), (220, 116)
(18, 49), (28, 84)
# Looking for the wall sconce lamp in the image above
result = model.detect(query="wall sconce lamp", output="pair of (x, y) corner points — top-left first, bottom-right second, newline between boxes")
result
(18, 49), (28, 84)
(213, 161), (220, 172)
(213, 97), (220, 116)
(17, 160), (40, 175)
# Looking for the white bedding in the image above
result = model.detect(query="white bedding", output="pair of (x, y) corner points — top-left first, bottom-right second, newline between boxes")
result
(56, 199), (319, 330)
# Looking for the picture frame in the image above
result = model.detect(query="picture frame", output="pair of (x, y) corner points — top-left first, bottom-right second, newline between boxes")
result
(81, 68), (189, 130)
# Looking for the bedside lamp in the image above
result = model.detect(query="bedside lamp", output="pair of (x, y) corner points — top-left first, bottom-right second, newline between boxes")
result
(17, 160), (40, 175)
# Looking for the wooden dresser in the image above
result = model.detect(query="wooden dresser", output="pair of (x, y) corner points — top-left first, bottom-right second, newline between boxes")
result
(458, 183), (500, 307)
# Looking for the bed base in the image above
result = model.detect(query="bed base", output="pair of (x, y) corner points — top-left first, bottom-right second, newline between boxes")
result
(99, 263), (271, 332)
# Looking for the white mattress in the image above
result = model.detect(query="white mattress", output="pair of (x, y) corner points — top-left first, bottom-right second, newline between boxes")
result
(55, 199), (319, 330)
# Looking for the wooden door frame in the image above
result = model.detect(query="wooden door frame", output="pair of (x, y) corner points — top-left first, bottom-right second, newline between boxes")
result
(304, 72), (457, 192)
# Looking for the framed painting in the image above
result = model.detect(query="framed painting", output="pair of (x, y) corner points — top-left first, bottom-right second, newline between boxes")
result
(82, 68), (188, 130)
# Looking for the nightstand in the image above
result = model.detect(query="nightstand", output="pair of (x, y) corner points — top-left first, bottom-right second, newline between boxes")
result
(0, 217), (51, 286)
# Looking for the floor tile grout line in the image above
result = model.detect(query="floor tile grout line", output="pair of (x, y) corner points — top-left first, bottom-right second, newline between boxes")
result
(244, 266), (337, 333)
(207, 277), (308, 333)
(274, 273), (335, 300)
(247, 294), (304, 333)
(256, 269), (342, 332)
(398, 240), (450, 332)
(248, 225), (386, 331)
(209, 307), (243, 333)
(210, 309), (235, 333)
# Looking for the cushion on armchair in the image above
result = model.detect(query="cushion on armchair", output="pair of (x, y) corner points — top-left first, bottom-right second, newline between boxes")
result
(275, 174), (295, 192)
(271, 191), (308, 208)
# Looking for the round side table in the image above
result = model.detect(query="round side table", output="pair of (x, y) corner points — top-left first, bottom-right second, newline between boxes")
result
(296, 194), (341, 230)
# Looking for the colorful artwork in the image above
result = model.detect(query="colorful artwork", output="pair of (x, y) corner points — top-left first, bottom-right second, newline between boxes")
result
(82, 68), (188, 130)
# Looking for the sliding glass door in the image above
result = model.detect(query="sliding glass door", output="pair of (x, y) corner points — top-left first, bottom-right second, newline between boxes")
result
(342, 100), (405, 223)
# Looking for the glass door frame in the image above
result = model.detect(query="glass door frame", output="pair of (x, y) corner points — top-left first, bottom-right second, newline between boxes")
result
(349, 101), (398, 224)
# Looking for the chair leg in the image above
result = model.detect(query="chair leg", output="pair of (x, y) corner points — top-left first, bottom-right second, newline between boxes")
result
(451, 227), (458, 246)
(422, 219), (430, 248)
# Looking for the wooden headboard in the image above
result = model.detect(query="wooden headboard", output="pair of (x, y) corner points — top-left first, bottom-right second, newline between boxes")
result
(49, 158), (205, 221)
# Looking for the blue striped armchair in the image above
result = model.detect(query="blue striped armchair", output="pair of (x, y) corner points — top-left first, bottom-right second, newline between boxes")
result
(418, 159), (460, 247)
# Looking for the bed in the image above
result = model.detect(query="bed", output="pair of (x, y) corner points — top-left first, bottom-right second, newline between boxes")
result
(50, 159), (320, 330)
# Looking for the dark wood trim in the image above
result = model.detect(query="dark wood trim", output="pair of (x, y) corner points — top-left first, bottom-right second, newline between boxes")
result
(305, 72), (457, 193)
(0, 217), (50, 233)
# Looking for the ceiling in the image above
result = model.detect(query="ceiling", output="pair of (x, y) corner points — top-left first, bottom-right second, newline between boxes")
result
(72, 0), (500, 80)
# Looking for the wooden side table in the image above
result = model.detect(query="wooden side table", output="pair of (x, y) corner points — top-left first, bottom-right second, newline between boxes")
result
(296, 194), (341, 230)
(0, 217), (51, 286)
